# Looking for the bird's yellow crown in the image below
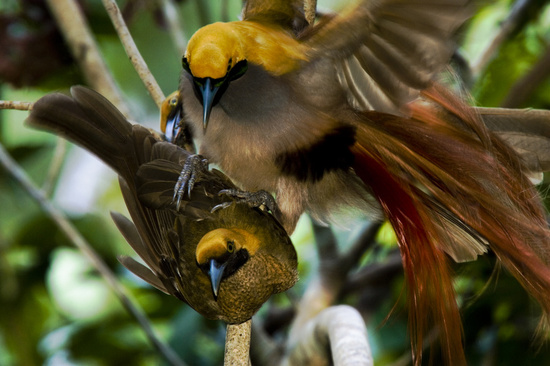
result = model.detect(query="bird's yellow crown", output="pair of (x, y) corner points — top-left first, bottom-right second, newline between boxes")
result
(195, 228), (261, 264)
(185, 21), (308, 79)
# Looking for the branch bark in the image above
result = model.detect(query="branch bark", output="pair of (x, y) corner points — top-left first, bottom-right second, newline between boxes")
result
(0, 100), (33, 111)
(284, 222), (380, 364)
(304, 0), (317, 24)
(282, 305), (373, 366)
(225, 320), (252, 366)
(101, 0), (166, 108)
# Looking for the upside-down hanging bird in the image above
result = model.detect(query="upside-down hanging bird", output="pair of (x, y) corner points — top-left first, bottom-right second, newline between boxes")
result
(26, 86), (298, 324)
(162, 0), (550, 364)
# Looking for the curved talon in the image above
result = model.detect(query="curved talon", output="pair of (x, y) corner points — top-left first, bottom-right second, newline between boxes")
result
(172, 154), (209, 209)
(211, 201), (234, 213)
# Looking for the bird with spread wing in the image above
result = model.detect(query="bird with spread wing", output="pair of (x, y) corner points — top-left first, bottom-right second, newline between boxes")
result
(26, 86), (298, 324)
(160, 0), (550, 364)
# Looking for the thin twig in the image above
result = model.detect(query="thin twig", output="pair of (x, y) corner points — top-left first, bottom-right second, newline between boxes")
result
(304, 0), (317, 24)
(101, 0), (166, 108)
(0, 142), (185, 366)
(42, 138), (67, 197)
(45, 0), (131, 118)
(0, 100), (33, 111)
(225, 320), (252, 366)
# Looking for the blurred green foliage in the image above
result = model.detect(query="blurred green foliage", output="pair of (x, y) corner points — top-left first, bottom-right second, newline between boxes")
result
(1, 0), (550, 365)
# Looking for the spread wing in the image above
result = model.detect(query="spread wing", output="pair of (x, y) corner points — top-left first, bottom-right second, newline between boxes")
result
(304, 0), (473, 114)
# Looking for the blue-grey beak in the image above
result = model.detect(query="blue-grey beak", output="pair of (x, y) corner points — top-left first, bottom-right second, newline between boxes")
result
(164, 111), (181, 143)
(208, 259), (228, 299)
(198, 77), (219, 131)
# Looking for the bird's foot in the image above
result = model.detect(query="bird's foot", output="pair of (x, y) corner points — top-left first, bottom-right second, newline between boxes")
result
(173, 154), (209, 209)
(213, 189), (283, 222)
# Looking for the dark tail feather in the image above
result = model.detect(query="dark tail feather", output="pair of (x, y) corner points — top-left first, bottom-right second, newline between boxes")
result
(26, 86), (140, 180)
(352, 84), (550, 365)
(26, 87), (187, 296)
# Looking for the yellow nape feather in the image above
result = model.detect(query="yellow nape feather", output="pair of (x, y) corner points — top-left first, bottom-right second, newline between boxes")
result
(185, 21), (308, 79)
(195, 228), (261, 264)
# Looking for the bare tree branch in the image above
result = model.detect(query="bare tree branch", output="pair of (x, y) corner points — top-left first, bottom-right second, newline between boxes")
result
(101, 0), (166, 108)
(282, 305), (373, 366)
(285, 222), (381, 362)
(41, 138), (67, 197)
(45, 0), (131, 118)
(304, 0), (317, 24)
(0, 100), (33, 111)
(286, 225), (343, 347)
(225, 320), (252, 366)
(0, 142), (185, 366)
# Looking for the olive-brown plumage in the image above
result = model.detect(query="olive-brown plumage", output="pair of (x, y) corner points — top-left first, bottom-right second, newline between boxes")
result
(26, 86), (298, 323)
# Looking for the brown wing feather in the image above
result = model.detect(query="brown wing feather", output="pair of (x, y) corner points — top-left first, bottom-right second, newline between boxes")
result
(478, 107), (550, 173)
(118, 256), (169, 294)
(304, 0), (473, 114)
(242, 0), (308, 33)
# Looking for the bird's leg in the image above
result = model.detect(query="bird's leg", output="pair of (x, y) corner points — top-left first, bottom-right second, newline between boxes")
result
(173, 154), (209, 209)
(214, 189), (284, 224)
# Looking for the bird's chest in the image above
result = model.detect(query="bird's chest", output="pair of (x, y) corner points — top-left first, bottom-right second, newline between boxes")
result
(181, 63), (350, 190)
(181, 69), (307, 190)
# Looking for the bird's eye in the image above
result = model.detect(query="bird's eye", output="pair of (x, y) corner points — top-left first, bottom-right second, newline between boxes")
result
(182, 57), (191, 74)
(227, 240), (235, 253)
(169, 96), (178, 107)
(228, 60), (248, 81)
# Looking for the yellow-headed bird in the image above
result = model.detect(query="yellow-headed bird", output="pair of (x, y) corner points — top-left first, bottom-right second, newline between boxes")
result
(163, 1), (550, 364)
(26, 86), (298, 324)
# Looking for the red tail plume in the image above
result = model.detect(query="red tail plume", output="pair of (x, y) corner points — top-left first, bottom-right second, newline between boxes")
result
(351, 84), (550, 365)
(352, 143), (464, 365)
